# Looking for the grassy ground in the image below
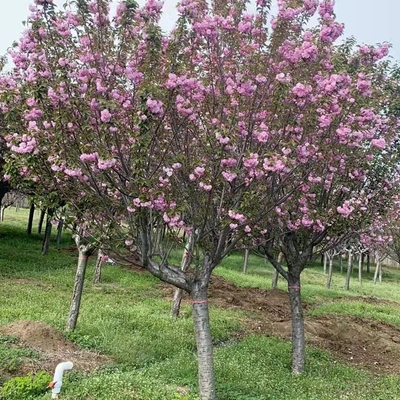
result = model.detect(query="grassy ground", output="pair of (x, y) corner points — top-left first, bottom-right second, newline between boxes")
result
(1, 208), (400, 399)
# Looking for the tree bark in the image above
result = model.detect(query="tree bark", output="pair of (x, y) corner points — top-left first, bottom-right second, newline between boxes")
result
(323, 252), (327, 274)
(66, 245), (93, 331)
(271, 252), (283, 289)
(38, 209), (46, 234)
(358, 254), (363, 284)
(41, 213), (53, 256)
(347, 250), (353, 271)
(373, 259), (383, 284)
(366, 252), (370, 273)
(326, 257), (334, 289)
(93, 248), (103, 284)
(288, 273), (305, 374)
(56, 218), (64, 247)
(345, 259), (353, 290)
(171, 234), (194, 317)
(339, 254), (343, 273)
(27, 203), (35, 235)
(192, 281), (216, 400)
(0, 206), (4, 222)
(242, 248), (249, 274)
(271, 269), (279, 289)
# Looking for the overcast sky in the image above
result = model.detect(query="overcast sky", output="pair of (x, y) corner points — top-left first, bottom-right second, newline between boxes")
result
(1, 0), (399, 62)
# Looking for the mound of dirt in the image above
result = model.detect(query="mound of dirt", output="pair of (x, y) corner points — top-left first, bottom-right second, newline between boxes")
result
(0, 320), (110, 375)
(162, 275), (400, 374)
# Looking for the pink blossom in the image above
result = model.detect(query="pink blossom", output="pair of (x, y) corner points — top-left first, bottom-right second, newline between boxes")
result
(80, 152), (98, 163)
(97, 159), (116, 170)
(292, 83), (312, 98)
(222, 171), (237, 182)
(243, 153), (259, 170)
(100, 109), (112, 122)
(194, 166), (205, 177)
(146, 98), (164, 116)
(221, 158), (236, 168)
(199, 182), (212, 191)
(337, 202), (355, 218)
(371, 138), (386, 150)
(228, 210), (246, 224)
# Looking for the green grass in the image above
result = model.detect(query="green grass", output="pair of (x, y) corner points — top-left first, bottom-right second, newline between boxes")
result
(2, 208), (400, 399)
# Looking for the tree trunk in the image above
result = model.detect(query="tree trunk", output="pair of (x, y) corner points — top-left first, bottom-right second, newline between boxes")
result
(41, 214), (53, 256)
(38, 209), (46, 234)
(192, 281), (216, 400)
(26, 203), (35, 235)
(347, 250), (353, 271)
(326, 257), (334, 289)
(271, 252), (284, 289)
(373, 260), (380, 284)
(366, 252), (370, 273)
(288, 273), (305, 374)
(271, 269), (279, 289)
(358, 254), (363, 284)
(56, 219), (64, 247)
(0, 206), (4, 222)
(93, 248), (103, 284)
(171, 234), (194, 317)
(66, 246), (92, 331)
(323, 252), (327, 274)
(345, 260), (353, 290)
(339, 254), (343, 273)
(379, 262), (383, 282)
(242, 248), (249, 274)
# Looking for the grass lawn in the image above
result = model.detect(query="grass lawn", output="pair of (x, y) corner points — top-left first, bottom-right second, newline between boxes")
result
(1, 207), (400, 399)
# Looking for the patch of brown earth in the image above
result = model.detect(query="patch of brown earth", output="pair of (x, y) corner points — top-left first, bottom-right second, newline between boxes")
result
(162, 275), (400, 374)
(0, 320), (111, 377)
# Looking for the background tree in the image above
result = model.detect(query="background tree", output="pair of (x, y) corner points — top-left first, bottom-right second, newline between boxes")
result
(2, 1), (400, 398)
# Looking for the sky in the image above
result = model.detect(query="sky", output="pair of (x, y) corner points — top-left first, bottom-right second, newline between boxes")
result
(1, 0), (399, 62)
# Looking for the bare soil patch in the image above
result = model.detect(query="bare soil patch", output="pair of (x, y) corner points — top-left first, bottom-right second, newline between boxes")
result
(162, 274), (400, 374)
(0, 320), (111, 377)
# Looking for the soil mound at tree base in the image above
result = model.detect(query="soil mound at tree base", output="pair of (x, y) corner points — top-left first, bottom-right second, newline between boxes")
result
(0, 320), (110, 376)
(163, 274), (400, 374)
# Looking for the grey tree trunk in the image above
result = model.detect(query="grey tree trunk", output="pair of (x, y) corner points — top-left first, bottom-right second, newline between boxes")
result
(56, 219), (64, 247)
(344, 259), (353, 290)
(93, 248), (103, 284)
(366, 252), (370, 273)
(66, 237), (94, 331)
(192, 282), (216, 400)
(242, 248), (249, 274)
(27, 203), (35, 235)
(0, 206), (4, 222)
(171, 234), (194, 317)
(323, 252), (327, 274)
(358, 254), (363, 284)
(288, 274), (305, 374)
(271, 269), (279, 289)
(373, 260), (381, 284)
(271, 252), (283, 288)
(339, 254), (343, 273)
(38, 209), (46, 234)
(41, 214), (53, 256)
(348, 250), (353, 271)
(326, 258), (334, 289)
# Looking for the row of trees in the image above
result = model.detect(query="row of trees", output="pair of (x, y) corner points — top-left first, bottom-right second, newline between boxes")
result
(1, 1), (400, 399)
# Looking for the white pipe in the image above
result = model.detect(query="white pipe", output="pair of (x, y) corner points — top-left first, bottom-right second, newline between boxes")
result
(49, 361), (73, 398)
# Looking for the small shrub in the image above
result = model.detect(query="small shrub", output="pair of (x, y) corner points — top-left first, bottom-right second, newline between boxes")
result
(1, 371), (51, 400)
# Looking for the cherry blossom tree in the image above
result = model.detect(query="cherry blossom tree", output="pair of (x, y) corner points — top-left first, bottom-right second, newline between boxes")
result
(1, 0), (400, 397)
